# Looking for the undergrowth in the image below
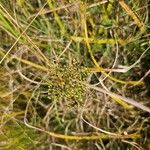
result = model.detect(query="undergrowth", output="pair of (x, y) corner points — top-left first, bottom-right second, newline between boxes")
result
(0, 0), (150, 149)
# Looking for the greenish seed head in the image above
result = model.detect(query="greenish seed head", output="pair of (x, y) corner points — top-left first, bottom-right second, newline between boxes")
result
(47, 64), (87, 103)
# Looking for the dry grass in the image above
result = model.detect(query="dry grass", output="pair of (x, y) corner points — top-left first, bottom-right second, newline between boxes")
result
(0, 0), (150, 149)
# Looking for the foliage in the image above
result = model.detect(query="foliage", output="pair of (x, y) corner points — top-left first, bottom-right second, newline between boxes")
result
(0, 0), (150, 149)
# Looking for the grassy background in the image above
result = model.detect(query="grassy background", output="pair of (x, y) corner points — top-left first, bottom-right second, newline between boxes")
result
(0, 0), (150, 149)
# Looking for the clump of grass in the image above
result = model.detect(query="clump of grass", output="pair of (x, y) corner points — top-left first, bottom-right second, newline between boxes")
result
(0, 0), (150, 149)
